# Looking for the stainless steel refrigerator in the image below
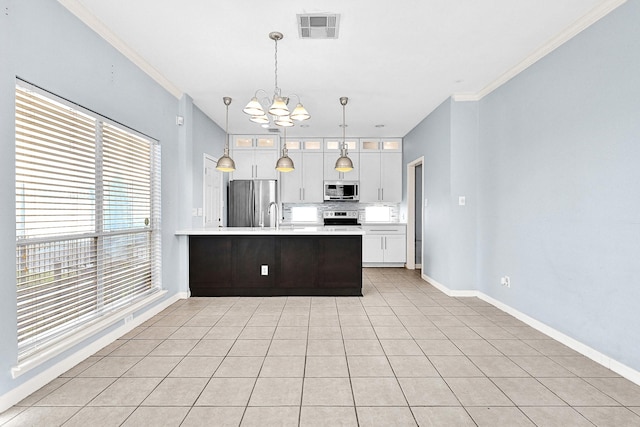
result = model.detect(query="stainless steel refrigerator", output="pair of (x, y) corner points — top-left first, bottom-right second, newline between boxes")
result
(228, 180), (278, 227)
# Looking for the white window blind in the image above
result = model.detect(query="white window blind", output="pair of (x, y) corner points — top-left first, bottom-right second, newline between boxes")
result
(15, 82), (161, 362)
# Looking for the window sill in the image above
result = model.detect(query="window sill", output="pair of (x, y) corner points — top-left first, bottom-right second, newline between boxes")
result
(11, 289), (167, 379)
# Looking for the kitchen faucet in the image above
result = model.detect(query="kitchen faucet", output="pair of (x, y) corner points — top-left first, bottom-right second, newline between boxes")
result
(268, 201), (279, 229)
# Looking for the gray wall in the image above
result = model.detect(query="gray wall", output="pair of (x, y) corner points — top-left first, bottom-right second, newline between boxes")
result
(404, 0), (640, 371)
(191, 104), (228, 229)
(403, 99), (452, 285)
(403, 99), (478, 291)
(0, 0), (224, 397)
(477, 0), (640, 371)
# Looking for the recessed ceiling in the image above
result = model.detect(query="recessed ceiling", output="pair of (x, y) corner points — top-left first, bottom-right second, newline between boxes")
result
(60, 0), (624, 138)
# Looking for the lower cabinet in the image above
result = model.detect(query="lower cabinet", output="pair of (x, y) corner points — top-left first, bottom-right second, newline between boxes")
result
(362, 224), (406, 267)
(189, 234), (362, 296)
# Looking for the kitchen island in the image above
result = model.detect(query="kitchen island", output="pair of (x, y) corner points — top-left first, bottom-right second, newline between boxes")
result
(175, 227), (363, 297)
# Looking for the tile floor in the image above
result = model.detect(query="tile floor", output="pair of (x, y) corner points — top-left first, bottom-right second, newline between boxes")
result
(2, 268), (640, 426)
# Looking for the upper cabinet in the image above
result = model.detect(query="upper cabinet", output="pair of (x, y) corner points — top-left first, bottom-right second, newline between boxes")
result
(359, 138), (402, 203)
(323, 138), (359, 181)
(360, 138), (402, 152)
(231, 135), (277, 150)
(280, 139), (324, 203)
(227, 135), (401, 201)
(231, 135), (278, 180)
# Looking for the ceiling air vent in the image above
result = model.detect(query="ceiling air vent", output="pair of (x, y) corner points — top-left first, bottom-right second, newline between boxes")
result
(297, 14), (340, 39)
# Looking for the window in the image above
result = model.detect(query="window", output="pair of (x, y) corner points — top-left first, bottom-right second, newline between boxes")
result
(15, 81), (161, 363)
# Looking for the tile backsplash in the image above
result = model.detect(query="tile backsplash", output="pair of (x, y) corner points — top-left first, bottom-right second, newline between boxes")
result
(282, 202), (400, 224)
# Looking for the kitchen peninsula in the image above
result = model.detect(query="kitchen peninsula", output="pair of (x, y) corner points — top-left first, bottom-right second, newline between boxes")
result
(176, 227), (363, 297)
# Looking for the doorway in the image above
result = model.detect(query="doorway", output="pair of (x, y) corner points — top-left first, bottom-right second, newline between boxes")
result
(406, 157), (424, 270)
(203, 154), (224, 227)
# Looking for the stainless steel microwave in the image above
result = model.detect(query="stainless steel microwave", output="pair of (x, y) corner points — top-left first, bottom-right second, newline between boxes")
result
(324, 181), (359, 201)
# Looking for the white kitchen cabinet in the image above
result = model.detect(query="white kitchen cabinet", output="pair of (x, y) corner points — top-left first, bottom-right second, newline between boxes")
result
(230, 135), (278, 180)
(230, 149), (278, 180)
(362, 224), (406, 267)
(280, 139), (324, 203)
(359, 138), (402, 203)
(324, 138), (359, 181)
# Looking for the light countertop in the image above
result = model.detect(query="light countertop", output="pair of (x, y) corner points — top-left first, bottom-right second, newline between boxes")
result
(175, 226), (365, 236)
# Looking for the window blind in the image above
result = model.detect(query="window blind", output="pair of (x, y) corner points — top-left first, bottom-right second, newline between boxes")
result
(15, 82), (161, 362)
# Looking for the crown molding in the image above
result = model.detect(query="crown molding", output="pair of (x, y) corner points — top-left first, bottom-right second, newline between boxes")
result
(453, 0), (627, 102)
(58, 0), (183, 99)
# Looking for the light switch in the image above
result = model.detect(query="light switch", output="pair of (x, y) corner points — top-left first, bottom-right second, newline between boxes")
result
(197, 207), (203, 216)
(261, 265), (268, 276)
(458, 196), (466, 206)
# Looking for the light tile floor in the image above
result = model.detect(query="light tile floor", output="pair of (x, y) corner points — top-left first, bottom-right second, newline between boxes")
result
(2, 268), (640, 426)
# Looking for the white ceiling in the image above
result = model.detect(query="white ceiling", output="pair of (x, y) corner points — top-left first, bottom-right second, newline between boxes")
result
(60, 0), (623, 138)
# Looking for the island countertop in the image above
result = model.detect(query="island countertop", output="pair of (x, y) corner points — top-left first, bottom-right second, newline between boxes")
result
(175, 226), (364, 236)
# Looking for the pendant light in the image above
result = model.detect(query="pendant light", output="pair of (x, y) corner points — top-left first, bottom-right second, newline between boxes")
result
(275, 127), (295, 172)
(335, 96), (353, 172)
(216, 97), (235, 172)
(243, 32), (310, 128)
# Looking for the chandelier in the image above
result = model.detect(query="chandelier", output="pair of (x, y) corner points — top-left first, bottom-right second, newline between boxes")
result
(243, 32), (310, 128)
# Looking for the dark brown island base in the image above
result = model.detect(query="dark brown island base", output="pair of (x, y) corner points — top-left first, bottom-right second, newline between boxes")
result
(187, 230), (363, 297)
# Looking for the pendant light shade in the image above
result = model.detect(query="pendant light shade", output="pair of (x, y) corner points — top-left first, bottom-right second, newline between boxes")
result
(335, 96), (353, 173)
(335, 154), (353, 172)
(290, 103), (310, 121)
(250, 114), (269, 124)
(216, 149), (236, 172)
(243, 97), (264, 116)
(275, 155), (295, 172)
(216, 96), (235, 172)
(274, 116), (294, 127)
(268, 96), (290, 116)
(275, 128), (295, 172)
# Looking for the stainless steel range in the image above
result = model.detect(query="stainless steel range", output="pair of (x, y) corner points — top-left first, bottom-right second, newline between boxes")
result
(323, 210), (360, 226)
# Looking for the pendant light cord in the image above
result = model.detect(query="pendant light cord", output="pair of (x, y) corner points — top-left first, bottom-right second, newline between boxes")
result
(274, 37), (279, 97)
(225, 102), (229, 153)
(342, 102), (347, 154)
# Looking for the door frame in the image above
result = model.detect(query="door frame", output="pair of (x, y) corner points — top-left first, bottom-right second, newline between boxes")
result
(406, 157), (424, 270)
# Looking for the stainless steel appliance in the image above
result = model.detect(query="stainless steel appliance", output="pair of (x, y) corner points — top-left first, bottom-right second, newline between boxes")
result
(323, 210), (360, 226)
(324, 181), (359, 201)
(228, 180), (278, 227)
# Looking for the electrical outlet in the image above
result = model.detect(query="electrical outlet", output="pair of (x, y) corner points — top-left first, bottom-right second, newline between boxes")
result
(261, 265), (268, 276)
(124, 314), (133, 324)
(501, 276), (511, 288)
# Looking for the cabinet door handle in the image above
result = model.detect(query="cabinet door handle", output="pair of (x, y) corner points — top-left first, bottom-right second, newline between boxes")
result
(381, 188), (384, 201)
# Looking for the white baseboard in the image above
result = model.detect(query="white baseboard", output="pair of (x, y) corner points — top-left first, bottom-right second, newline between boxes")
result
(421, 272), (640, 387)
(0, 291), (188, 413)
